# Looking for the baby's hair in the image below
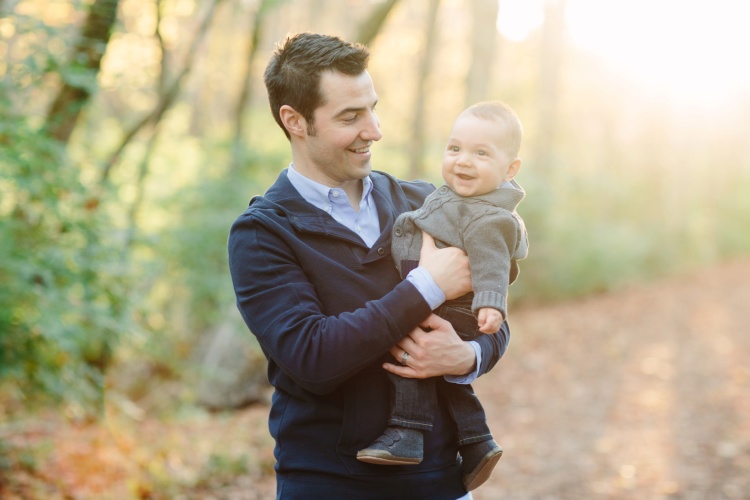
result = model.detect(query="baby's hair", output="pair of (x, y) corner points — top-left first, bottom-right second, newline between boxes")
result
(464, 101), (523, 158)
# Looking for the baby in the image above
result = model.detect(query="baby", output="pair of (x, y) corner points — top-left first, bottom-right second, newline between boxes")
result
(357, 100), (529, 492)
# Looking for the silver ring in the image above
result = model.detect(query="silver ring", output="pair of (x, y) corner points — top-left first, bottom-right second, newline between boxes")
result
(400, 351), (409, 365)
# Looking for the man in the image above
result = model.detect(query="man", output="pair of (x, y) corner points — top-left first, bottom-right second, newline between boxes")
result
(228, 32), (510, 500)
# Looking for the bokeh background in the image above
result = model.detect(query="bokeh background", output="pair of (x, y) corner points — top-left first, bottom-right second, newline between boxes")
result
(2, 0), (749, 497)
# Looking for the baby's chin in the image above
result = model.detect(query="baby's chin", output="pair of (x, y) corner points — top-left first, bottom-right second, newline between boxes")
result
(452, 185), (492, 197)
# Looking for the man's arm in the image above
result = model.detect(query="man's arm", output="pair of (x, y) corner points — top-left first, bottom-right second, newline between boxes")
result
(382, 231), (511, 380)
(229, 207), (481, 395)
(473, 319), (510, 375)
(382, 313), (509, 379)
(228, 214), (432, 395)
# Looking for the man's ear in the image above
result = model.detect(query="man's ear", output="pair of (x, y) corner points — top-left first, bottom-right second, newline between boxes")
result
(279, 105), (306, 138)
(505, 158), (522, 181)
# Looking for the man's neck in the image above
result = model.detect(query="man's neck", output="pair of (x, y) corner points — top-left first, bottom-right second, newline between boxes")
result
(342, 181), (363, 212)
(290, 163), (363, 212)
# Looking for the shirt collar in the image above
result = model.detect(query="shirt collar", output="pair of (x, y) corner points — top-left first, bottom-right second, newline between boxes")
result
(287, 163), (373, 211)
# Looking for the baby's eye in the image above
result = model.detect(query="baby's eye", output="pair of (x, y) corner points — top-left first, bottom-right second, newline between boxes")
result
(448, 145), (459, 152)
(477, 150), (487, 156)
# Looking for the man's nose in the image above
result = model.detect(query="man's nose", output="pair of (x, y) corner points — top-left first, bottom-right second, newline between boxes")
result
(362, 110), (382, 141)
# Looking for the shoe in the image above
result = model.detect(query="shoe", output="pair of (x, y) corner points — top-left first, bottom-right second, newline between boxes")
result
(356, 426), (423, 465)
(460, 439), (503, 491)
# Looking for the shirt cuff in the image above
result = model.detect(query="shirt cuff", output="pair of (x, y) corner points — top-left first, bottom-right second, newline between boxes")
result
(444, 341), (482, 385)
(405, 266), (445, 310)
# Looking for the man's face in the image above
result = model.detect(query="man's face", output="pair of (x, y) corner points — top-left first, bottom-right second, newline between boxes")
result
(300, 70), (382, 187)
(442, 113), (516, 197)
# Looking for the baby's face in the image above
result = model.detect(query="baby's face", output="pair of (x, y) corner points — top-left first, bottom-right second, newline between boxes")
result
(442, 114), (516, 197)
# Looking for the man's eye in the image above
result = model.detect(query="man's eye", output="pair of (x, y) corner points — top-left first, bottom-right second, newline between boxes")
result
(343, 115), (357, 123)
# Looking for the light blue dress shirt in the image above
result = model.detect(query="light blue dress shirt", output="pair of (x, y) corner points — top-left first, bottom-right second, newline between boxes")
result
(286, 165), (481, 385)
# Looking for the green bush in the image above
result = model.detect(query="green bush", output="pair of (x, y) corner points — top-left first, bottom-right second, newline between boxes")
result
(0, 93), (129, 413)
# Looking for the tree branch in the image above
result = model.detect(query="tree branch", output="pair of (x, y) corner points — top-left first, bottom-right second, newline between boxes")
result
(99, 0), (226, 185)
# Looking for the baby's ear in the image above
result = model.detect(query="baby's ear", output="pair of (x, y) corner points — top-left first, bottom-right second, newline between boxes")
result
(505, 158), (522, 181)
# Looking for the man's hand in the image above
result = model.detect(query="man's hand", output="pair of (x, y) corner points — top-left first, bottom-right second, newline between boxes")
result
(383, 314), (476, 379)
(418, 232), (472, 300)
(478, 307), (503, 334)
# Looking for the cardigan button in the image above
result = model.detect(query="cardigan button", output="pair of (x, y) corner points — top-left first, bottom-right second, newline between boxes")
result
(394, 228), (402, 237)
(377, 247), (385, 255)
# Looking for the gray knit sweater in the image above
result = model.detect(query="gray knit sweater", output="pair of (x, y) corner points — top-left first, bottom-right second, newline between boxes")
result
(391, 180), (528, 319)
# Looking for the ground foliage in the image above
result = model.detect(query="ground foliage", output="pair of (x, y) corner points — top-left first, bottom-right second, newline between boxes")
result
(1, 260), (749, 499)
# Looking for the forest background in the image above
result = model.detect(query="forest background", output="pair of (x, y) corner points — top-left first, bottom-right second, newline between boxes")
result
(2, 0), (750, 497)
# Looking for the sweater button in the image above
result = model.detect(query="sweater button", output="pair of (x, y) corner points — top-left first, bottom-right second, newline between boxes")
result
(394, 228), (402, 237)
(377, 247), (385, 255)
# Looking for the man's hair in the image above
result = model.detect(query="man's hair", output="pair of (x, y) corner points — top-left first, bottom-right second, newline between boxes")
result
(263, 33), (370, 140)
(464, 101), (523, 158)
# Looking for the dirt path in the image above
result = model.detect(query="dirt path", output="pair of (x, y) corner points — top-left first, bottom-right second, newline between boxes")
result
(473, 259), (750, 499)
(3, 260), (749, 499)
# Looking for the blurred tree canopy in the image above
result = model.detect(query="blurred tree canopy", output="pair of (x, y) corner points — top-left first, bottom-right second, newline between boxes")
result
(1, 0), (750, 417)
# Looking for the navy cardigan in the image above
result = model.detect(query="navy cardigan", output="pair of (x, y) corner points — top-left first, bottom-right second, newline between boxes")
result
(228, 169), (510, 499)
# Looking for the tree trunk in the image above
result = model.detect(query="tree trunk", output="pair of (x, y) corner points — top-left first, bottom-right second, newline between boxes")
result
(536, 0), (567, 173)
(46, 0), (119, 144)
(355, 0), (400, 46)
(464, 0), (500, 107)
(407, 0), (441, 180)
(231, 0), (279, 174)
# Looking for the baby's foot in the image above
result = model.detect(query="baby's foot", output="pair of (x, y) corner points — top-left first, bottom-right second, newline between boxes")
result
(356, 426), (423, 465)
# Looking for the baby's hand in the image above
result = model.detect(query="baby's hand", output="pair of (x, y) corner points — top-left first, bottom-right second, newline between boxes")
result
(477, 307), (503, 334)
